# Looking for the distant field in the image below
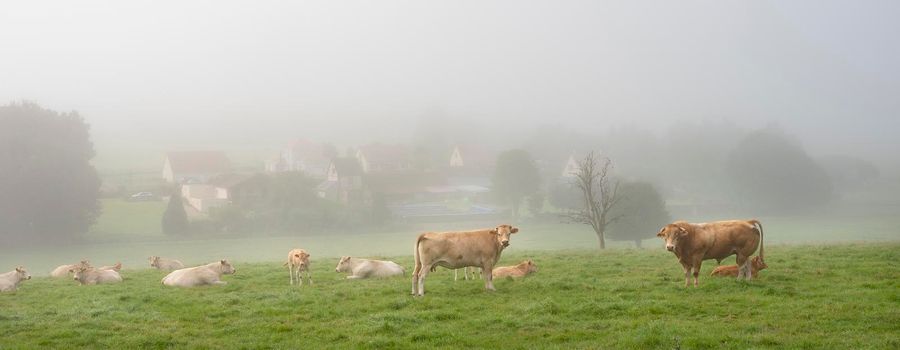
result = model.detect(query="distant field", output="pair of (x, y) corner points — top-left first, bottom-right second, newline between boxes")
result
(1, 245), (897, 349)
(88, 199), (167, 241)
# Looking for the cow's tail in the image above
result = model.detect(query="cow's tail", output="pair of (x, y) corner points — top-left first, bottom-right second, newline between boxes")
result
(414, 234), (425, 274)
(750, 219), (764, 263)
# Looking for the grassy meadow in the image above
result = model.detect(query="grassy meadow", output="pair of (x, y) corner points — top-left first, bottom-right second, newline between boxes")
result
(1, 244), (898, 349)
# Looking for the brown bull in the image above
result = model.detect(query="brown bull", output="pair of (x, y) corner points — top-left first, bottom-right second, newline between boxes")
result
(657, 219), (764, 287)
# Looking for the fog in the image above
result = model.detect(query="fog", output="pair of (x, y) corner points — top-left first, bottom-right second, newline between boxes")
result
(2, 1), (898, 163)
(2, 1), (899, 271)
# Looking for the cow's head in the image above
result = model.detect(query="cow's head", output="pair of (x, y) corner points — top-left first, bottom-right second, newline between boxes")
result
(72, 265), (90, 282)
(14, 266), (31, 281)
(149, 256), (160, 268)
(219, 260), (236, 275)
(491, 225), (519, 248)
(336, 256), (351, 273)
(656, 224), (688, 252)
(67, 260), (90, 275)
(521, 260), (538, 274)
(751, 256), (768, 271)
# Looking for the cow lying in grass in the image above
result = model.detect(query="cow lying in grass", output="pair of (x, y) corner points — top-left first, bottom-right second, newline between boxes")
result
(98, 262), (122, 272)
(73, 266), (123, 285)
(50, 260), (91, 278)
(0, 267), (32, 292)
(711, 256), (768, 277)
(336, 257), (404, 279)
(149, 256), (185, 270)
(493, 260), (538, 278)
(162, 260), (235, 287)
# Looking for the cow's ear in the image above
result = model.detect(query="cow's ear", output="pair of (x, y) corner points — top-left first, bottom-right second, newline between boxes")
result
(490, 228), (498, 235)
(677, 226), (687, 236)
(656, 228), (665, 237)
(510, 227), (519, 234)
(220, 259), (227, 264)
(15, 267), (23, 272)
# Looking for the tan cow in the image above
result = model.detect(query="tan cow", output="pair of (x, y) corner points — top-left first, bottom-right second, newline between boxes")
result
(493, 259), (538, 278)
(162, 260), (235, 287)
(149, 256), (185, 270)
(711, 256), (768, 277)
(99, 262), (122, 272)
(336, 256), (404, 279)
(0, 267), (32, 292)
(72, 266), (123, 285)
(284, 249), (312, 286)
(50, 260), (91, 278)
(412, 224), (519, 296)
(657, 219), (764, 287)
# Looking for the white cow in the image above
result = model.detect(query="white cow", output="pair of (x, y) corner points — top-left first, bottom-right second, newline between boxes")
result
(98, 262), (122, 272)
(335, 256), (404, 279)
(149, 256), (185, 270)
(162, 260), (235, 287)
(0, 267), (32, 292)
(73, 266), (123, 285)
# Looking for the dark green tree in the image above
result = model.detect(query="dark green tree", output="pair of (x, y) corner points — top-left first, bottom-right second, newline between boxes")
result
(161, 188), (190, 236)
(607, 181), (671, 248)
(0, 102), (101, 244)
(491, 149), (541, 218)
(726, 128), (832, 213)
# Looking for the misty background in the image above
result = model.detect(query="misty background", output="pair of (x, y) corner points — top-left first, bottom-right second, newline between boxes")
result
(1, 1), (899, 272)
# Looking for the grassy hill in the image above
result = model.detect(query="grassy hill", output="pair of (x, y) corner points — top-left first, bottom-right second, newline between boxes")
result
(1, 244), (897, 349)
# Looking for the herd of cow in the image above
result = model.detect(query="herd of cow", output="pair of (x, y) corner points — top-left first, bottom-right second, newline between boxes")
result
(0, 219), (766, 294)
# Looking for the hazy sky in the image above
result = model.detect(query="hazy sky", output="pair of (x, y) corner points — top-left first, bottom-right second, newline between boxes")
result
(1, 1), (898, 158)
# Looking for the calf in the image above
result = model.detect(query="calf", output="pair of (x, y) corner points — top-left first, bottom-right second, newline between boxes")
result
(336, 257), (404, 279)
(493, 260), (538, 278)
(0, 267), (32, 292)
(657, 219), (764, 287)
(711, 256), (768, 277)
(162, 260), (235, 287)
(73, 266), (123, 285)
(149, 256), (185, 270)
(284, 249), (312, 286)
(412, 224), (519, 296)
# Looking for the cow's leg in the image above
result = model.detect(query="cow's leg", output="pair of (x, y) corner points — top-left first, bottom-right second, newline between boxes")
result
(482, 264), (496, 291)
(306, 269), (313, 285)
(735, 255), (749, 280)
(417, 264), (433, 296)
(289, 265), (295, 285)
(411, 263), (421, 295)
(680, 262), (691, 287)
(454, 269), (458, 281)
(692, 260), (702, 287)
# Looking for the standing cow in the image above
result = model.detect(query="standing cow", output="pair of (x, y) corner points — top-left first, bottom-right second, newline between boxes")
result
(412, 224), (519, 296)
(657, 219), (764, 287)
(284, 249), (312, 286)
(0, 267), (32, 292)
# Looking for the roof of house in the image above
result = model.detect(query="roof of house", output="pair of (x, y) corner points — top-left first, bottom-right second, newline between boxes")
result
(357, 143), (411, 164)
(165, 151), (231, 175)
(331, 157), (363, 177)
(450, 145), (496, 168)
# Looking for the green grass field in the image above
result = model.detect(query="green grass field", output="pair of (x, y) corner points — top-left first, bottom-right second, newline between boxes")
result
(1, 244), (898, 349)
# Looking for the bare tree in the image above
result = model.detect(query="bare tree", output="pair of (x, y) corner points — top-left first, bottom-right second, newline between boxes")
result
(565, 152), (623, 249)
